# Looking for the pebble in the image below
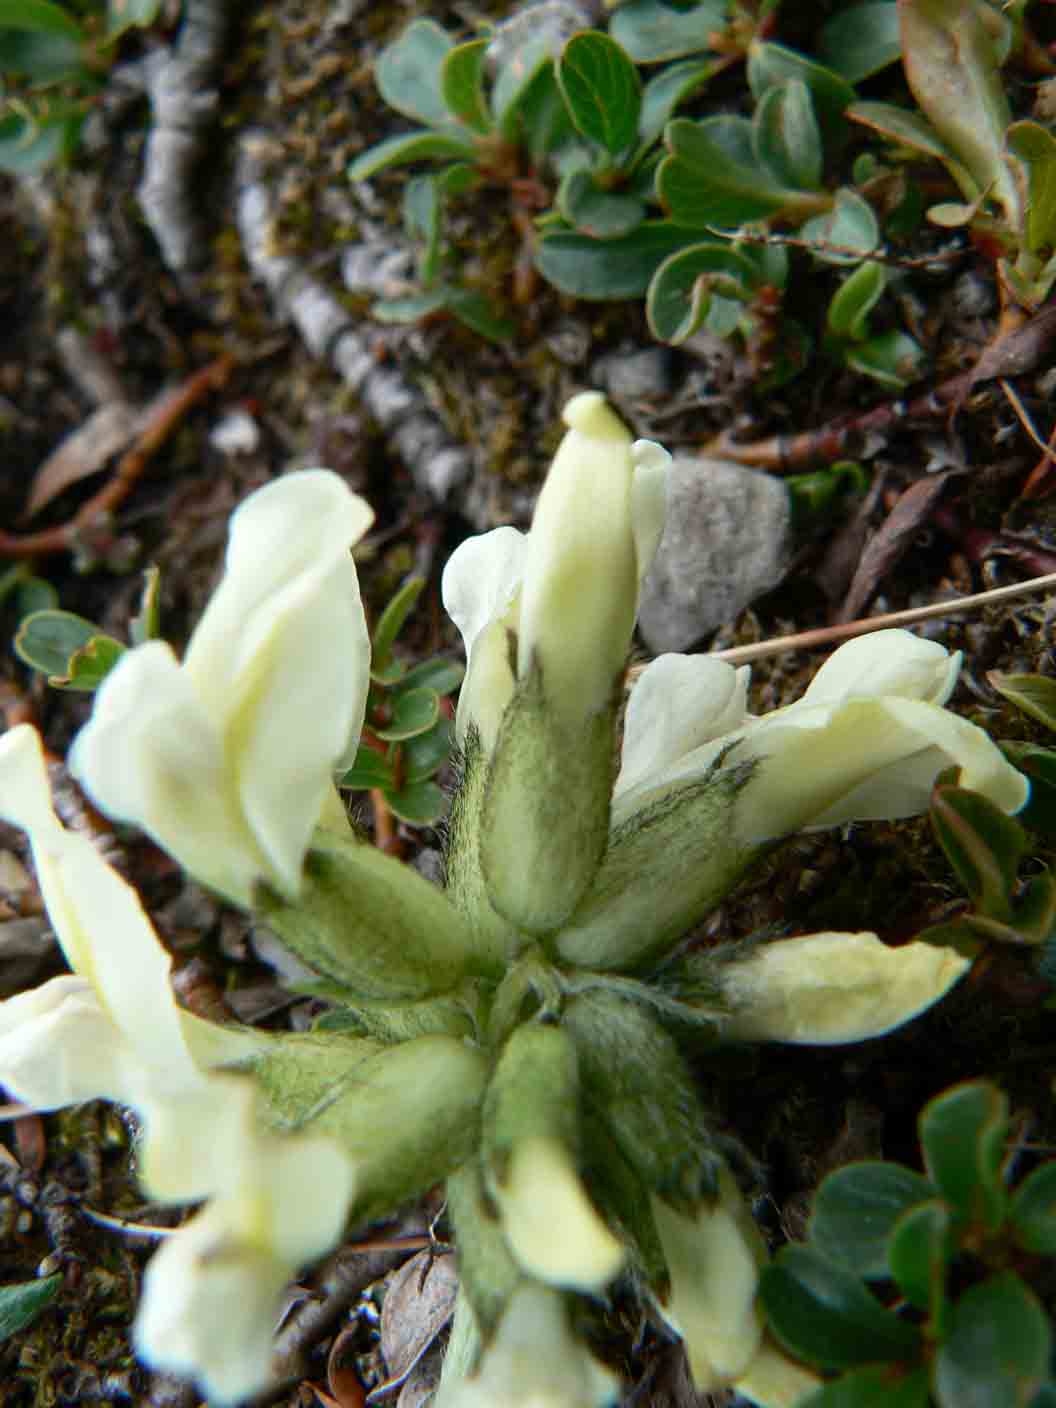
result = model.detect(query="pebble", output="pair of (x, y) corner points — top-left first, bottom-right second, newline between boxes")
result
(637, 456), (793, 652)
(592, 345), (676, 403)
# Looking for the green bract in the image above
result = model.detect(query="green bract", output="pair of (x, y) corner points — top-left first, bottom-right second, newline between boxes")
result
(0, 398), (1033, 1407)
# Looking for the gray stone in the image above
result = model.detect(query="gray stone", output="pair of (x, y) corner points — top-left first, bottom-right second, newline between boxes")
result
(638, 456), (793, 653)
(592, 345), (676, 402)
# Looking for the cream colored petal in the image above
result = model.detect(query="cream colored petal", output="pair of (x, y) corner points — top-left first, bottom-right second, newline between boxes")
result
(434, 1283), (620, 1408)
(495, 1137), (623, 1293)
(799, 630), (960, 706)
(517, 392), (638, 718)
(732, 697), (1028, 842)
(442, 525), (527, 659)
(651, 1168), (767, 1388)
(0, 976), (143, 1109)
(716, 931), (972, 1044)
(630, 438), (670, 584)
(733, 1337), (822, 1408)
(68, 643), (268, 906)
(615, 655), (750, 803)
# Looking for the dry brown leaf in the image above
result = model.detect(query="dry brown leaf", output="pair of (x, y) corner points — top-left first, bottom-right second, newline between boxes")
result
(23, 401), (139, 520)
(838, 473), (954, 623)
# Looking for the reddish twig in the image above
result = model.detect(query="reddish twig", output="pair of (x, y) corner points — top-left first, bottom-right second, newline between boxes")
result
(0, 354), (235, 559)
(707, 301), (1056, 471)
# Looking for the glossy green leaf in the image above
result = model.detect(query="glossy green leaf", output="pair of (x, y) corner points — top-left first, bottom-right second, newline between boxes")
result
(1001, 743), (1056, 836)
(372, 577), (426, 678)
(887, 1200), (954, 1318)
(535, 220), (691, 298)
(827, 261), (885, 340)
(899, 0), (1018, 221)
(401, 716), (455, 784)
(747, 41), (855, 144)
(398, 657), (465, 697)
(933, 1273), (1050, 1408)
(760, 1245), (921, 1371)
(14, 609), (125, 689)
(444, 286), (515, 342)
(637, 58), (712, 150)
(818, 3), (901, 83)
(609, 0), (727, 64)
(348, 131), (476, 182)
(844, 330), (925, 388)
(556, 168), (646, 238)
(753, 78), (823, 191)
(809, 1160), (936, 1279)
(492, 35), (552, 136)
(801, 1364), (930, 1408)
(557, 31), (640, 156)
(0, 107), (78, 171)
(14, 574), (58, 617)
(929, 782), (1027, 922)
(919, 1080), (1008, 1231)
(1005, 121), (1056, 254)
(386, 778), (446, 825)
(0, 0), (81, 37)
(990, 672), (1056, 733)
(1009, 1163), (1056, 1254)
(340, 745), (395, 791)
(646, 240), (754, 344)
(441, 38), (492, 135)
(0, 1274), (61, 1343)
(376, 18), (458, 129)
(800, 187), (879, 265)
(660, 116), (807, 226)
(374, 687), (440, 742)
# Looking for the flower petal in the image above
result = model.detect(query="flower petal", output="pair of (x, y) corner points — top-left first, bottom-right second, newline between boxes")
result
(800, 630), (959, 706)
(715, 931), (973, 1044)
(630, 438), (671, 584)
(615, 655), (750, 803)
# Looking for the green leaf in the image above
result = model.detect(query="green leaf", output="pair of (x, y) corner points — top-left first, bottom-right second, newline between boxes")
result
(105, 0), (161, 40)
(129, 564), (161, 645)
(753, 78), (823, 191)
(14, 574), (58, 616)
(0, 107), (79, 171)
(0, 1274), (61, 1342)
(557, 31), (641, 156)
(898, 0), (1018, 222)
(340, 745), (394, 791)
(637, 58), (712, 150)
(14, 609), (125, 689)
(918, 1080), (1009, 1231)
(760, 1245), (922, 1371)
(800, 187), (879, 265)
(398, 657), (465, 696)
(374, 687), (440, 742)
(402, 716), (455, 784)
(990, 672), (1056, 733)
(887, 1200), (954, 1318)
(0, 28), (85, 83)
(371, 289), (451, 325)
(376, 18), (459, 129)
(645, 240), (754, 344)
(809, 1161), (936, 1279)
(557, 168), (646, 238)
(492, 36), (553, 138)
(827, 260), (886, 341)
(348, 131), (476, 182)
(441, 38), (492, 135)
(929, 782), (1027, 922)
(818, 3), (901, 83)
(660, 116), (806, 226)
(0, 0), (82, 38)
(801, 1365), (931, 1408)
(385, 778), (446, 825)
(1001, 743), (1056, 836)
(609, 0), (728, 64)
(1009, 1163), (1056, 1254)
(844, 330), (925, 388)
(746, 41), (855, 145)
(371, 577), (426, 677)
(535, 220), (691, 298)
(847, 100), (957, 164)
(497, 54), (575, 161)
(404, 172), (444, 283)
(443, 286), (515, 342)
(933, 1273), (1050, 1408)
